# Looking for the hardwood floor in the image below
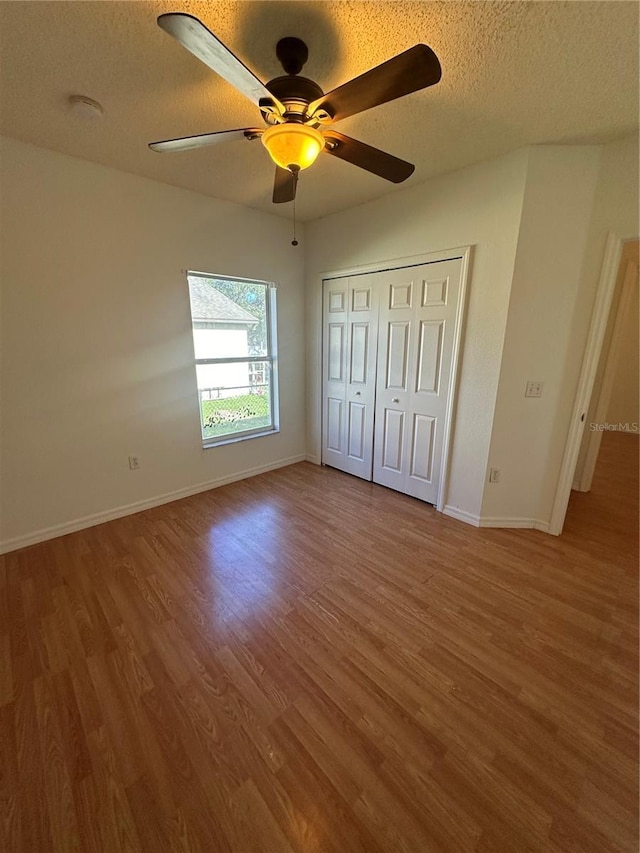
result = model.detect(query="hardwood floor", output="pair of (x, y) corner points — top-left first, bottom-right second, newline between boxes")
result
(1, 433), (638, 852)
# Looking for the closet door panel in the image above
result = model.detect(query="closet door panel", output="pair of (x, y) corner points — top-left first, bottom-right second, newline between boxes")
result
(373, 270), (413, 493)
(328, 323), (346, 382)
(350, 322), (370, 385)
(410, 413), (436, 483)
(405, 259), (461, 502)
(326, 398), (344, 453)
(322, 282), (348, 470)
(322, 275), (379, 480)
(385, 321), (411, 390)
(347, 401), (367, 461)
(381, 409), (405, 472)
(373, 258), (463, 503)
(416, 320), (444, 394)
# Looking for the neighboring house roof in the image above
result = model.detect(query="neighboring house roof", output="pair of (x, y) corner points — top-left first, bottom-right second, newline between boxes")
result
(189, 279), (258, 324)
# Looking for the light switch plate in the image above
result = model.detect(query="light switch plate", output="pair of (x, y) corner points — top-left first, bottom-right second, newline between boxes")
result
(525, 381), (543, 398)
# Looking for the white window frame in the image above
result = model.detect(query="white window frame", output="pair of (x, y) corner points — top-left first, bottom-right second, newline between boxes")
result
(187, 271), (280, 448)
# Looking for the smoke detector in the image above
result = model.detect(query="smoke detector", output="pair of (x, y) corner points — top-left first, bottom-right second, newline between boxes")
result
(68, 95), (104, 120)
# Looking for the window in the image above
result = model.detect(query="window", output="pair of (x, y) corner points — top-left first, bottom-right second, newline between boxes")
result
(187, 273), (279, 447)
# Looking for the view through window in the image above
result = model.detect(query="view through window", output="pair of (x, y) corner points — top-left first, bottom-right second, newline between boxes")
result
(187, 273), (278, 446)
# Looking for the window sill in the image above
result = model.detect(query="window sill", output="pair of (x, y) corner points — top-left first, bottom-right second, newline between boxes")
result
(202, 427), (280, 450)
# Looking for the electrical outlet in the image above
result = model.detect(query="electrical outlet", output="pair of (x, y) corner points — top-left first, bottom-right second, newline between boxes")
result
(128, 456), (140, 470)
(489, 467), (500, 483)
(525, 381), (544, 398)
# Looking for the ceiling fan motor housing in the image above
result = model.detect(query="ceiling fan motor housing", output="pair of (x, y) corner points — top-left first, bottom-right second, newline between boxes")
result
(265, 75), (324, 120)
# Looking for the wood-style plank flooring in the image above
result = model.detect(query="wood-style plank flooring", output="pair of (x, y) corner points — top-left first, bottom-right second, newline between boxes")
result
(1, 432), (638, 852)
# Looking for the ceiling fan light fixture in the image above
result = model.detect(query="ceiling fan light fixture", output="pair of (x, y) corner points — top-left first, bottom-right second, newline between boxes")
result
(261, 124), (324, 172)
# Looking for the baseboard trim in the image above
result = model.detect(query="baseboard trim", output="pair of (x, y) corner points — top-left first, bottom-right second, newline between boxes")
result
(442, 505), (481, 527)
(443, 506), (550, 533)
(0, 454), (306, 555)
(478, 516), (551, 533)
(305, 454), (320, 465)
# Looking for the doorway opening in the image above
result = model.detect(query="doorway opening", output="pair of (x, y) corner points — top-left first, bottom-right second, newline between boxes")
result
(551, 235), (639, 535)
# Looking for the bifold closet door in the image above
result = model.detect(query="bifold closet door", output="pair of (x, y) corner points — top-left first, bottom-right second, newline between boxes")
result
(373, 258), (463, 504)
(322, 275), (379, 479)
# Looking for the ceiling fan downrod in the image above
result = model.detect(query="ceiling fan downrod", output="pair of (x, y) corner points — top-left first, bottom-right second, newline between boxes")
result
(275, 37), (308, 76)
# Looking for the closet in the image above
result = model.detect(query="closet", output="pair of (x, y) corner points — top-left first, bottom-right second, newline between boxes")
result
(322, 255), (465, 505)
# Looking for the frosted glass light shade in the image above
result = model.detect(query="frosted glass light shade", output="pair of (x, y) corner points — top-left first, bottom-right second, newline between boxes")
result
(262, 124), (324, 171)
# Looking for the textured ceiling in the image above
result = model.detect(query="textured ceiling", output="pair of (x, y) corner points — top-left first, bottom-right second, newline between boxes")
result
(0, 1), (637, 221)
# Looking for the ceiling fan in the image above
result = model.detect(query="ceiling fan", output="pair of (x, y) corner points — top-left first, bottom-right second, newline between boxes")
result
(149, 13), (442, 204)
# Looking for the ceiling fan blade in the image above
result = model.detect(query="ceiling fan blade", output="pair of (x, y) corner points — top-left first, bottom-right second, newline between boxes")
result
(149, 128), (262, 153)
(308, 44), (441, 122)
(323, 131), (414, 183)
(157, 13), (284, 113)
(273, 167), (297, 203)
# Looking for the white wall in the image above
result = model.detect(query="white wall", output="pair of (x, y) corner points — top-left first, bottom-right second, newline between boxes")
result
(305, 149), (530, 521)
(481, 146), (602, 525)
(0, 137), (306, 551)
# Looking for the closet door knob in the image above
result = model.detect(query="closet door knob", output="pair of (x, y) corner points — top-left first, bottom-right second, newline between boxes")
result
(392, 398), (399, 403)
(355, 391), (361, 396)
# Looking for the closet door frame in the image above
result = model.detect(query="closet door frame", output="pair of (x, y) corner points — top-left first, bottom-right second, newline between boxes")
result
(320, 246), (472, 513)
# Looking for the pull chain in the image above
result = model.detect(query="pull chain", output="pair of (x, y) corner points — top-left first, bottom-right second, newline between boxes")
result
(291, 167), (299, 246)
